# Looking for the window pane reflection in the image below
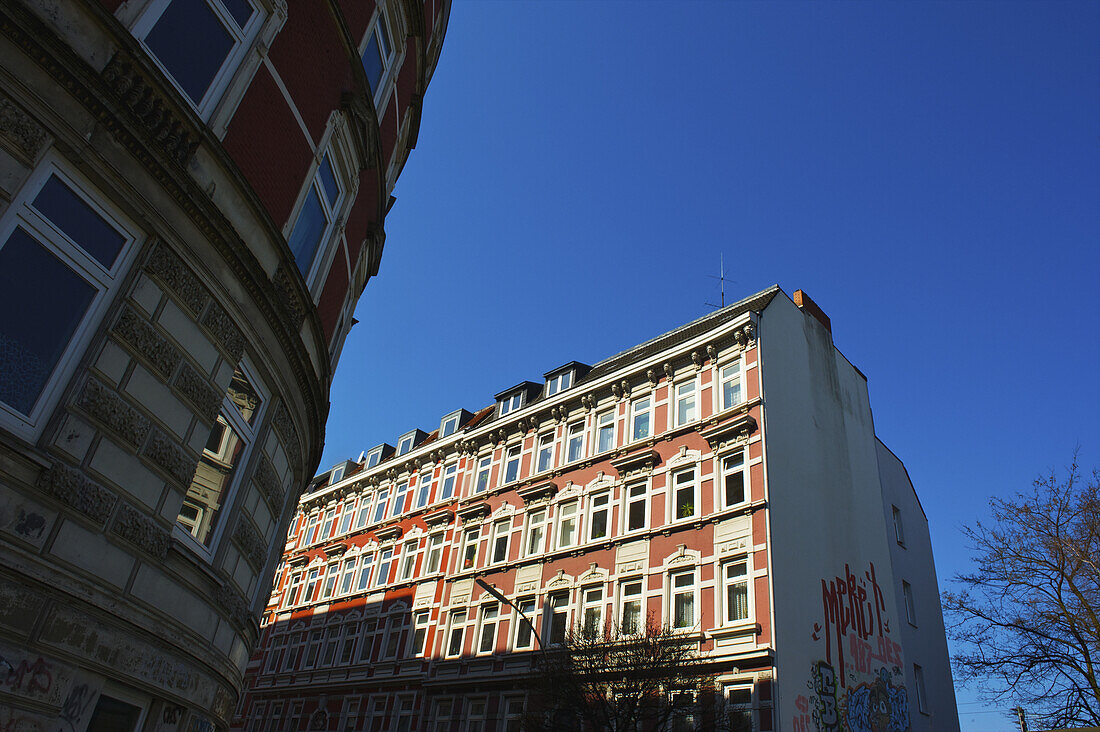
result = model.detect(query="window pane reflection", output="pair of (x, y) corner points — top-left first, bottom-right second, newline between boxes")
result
(179, 414), (245, 545)
(227, 367), (261, 426)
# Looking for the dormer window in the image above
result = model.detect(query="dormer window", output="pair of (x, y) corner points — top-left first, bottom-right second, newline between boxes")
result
(366, 447), (383, 468)
(499, 393), (523, 418)
(330, 464), (346, 484)
(545, 370), (572, 397)
(441, 410), (463, 438)
(397, 431), (417, 456)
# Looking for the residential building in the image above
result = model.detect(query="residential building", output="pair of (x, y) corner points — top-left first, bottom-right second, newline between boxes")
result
(0, 1), (449, 729)
(238, 286), (959, 731)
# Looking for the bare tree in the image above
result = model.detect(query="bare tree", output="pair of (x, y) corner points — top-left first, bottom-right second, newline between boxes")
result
(942, 454), (1100, 728)
(521, 619), (748, 732)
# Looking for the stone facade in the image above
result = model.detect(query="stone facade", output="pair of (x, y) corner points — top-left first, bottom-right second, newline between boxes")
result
(0, 1), (449, 730)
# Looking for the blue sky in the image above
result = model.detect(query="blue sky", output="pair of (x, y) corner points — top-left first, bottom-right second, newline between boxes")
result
(322, 3), (1100, 728)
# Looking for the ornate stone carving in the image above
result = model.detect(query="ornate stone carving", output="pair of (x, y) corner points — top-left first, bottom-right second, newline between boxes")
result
(272, 402), (302, 468)
(663, 362), (674, 381)
(0, 92), (48, 161)
(36, 462), (117, 523)
(172, 361), (222, 423)
(200, 302), (245, 363)
(271, 265), (306, 331)
(611, 383), (622, 399)
(142, 427), (197, 487)
(111, 305), (181, 378)
(691, 351), (703, 369)
(706, 344), (717, 362)
(580, 394), (596, 411)
(647, 368), (658, 386)
(77, 378), (150, 449)
(253, 456), (285, 511)
(145, 242), (210, 315)
(733, 322), (756, 348)
(112, 503), (169, 559)
(101, 52), (199, 167)
(233, 516), (267, 570)
(213, 581), (253, 631)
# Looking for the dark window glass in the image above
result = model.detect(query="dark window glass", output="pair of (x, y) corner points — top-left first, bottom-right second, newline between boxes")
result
(363, 32), (384, 94)
(318, 156), (339, 208)
(222, 0), (253, 28)
(377, 15), (390, 58)
(287, 187), (326, 276)
(32, 176), (125, 268)
(145, 0), (234, 105)
(0, 228), (95, 415)
(87, 695), (142, 732)
(725, 469), (744, 506)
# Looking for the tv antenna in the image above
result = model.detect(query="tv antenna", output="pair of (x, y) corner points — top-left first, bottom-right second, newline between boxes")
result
(705, 253), (732, 309)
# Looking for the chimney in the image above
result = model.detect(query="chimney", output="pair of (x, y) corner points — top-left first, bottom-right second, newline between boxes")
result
(792, 290), (831, 333)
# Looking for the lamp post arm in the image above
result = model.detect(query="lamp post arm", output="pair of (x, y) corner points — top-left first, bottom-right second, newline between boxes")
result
(475, 578), (544, 650)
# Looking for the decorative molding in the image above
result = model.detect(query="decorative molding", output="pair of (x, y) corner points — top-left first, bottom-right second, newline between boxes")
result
(0, 91), (48, 162)
(111, 304), (181, 378)
(374, 524), (402, 542)
(456, 501), (491, 523)
(663, 363), (674, 382)
(144, 241), (210, 315)
(610, 449), (661, 478)
(423, 508), (454, 527)
(36, 461), (117, 523)
(699, 411), (758, 453)
(706, 344), (717, 362)
(733, 322), (756, 348)
(272, 402), (303, 469)
(611, 383), (622, 400)
(101, 51), (199, 167)
(172, 361), (221, 423)
(200, 301), (245, 363)
(691, 351), (703, 370)
(142, 427), (197, 487)
(77, 378), (150, 449)
(112, 503), (169, 559)
(253, 456), (286, 511)
(517, 480), (558, 505)
(322, 542), (348, 557)
(233, 516), (266, 570)
(213, 581), (253, 632)
(271, 265), (306, 331)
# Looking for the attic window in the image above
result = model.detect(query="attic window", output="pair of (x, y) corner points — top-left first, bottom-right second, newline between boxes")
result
(498, 393), (523, 417)
(365, 446), (383, 468)
(441, 410), (462, 438)
(397, 431), (417, 456)
(330, 464), (346, 484)
(545, 370), (572, 397)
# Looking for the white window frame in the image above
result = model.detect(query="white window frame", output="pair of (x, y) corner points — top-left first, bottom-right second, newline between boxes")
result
(440, 462), (458, 500)
(440, 410), (462, 438)
(914, 664), (928, 714)
(359, 5), (401, 110)
(546, 591), (571, 646)
(619, 579), (644, 636)
(398, 539), (419, 581)
(545, 370), (572, 396)
(365, 446), (384, 468)
(624, 481), (649, 533)
(669, 569), (698, 630)
(721, 557), (752, 625)
(536, 432), (555, 473)
(414, 469), (434, 509)
(490, 519), (511, 565)
(285, 130), (352, 295)
(355, 552), (375, 592)
(903, 580), (917, 626)
(330, 464), (346, 484)
(674, 379), (698, 427)
(566, 421), (586, 463)
(503, 444), (521, 484)
(445, 609), (467, 658)
(595, 410), (615, 454)
(460, 528), (480, 571)
(396, 430), (416, 456)
(719, 358), (744, 411)
(556, 500), (579, 549)
(630, 396), (652, 442)
(513, 597), (537, 650)
(0, 160), (141, 440)
(375, 548), (393, 588)
(498, 392), (522, 418)
(720, 451), (748, 509)
(425, 532), (445, 574)
(477, 604), (499, 655)
(892, 505), (905, 546)
(410, 610), (430, 657)
(581, 585), (604, 638)
(338, 499), (356, 534)
(671, 467), (699, 522)
(372, 487), (390, 523)
(474, 455), (492, 494)
(588, 492), (610, 541)
(390, 480), (409, 517)
(338, 556), (357, 595)
(525, 508), (548, 556)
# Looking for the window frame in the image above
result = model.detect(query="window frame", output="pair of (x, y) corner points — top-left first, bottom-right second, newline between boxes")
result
(669, 569), (698, 630)
(581, 585), (604, 639)
(903, 580), (917, 626)
(474, 455), (492, 494)
(595, 410), (616, 454)
(425, 532), (445, 574)
(671, 467), (699, 522)
(359, 5), (400, 109)
(440, 410), (462, 438)
(566, 421), (586, 463)
(498, 392), (523, 418)
(914, 663), (928, 714)
(525, 508), (548, 556)
(503, 444), (522, 484)
(892, 505), (906, 546)
(460, 528), (480, 571)
(365, 446), (383, 468)
(588, 491), (610, 541)
(719, 358), (743, 411)
(624, 481), (649, 533)
(545, 370), (572, 397)
(630, 396), (652, 442)
(490, 519), (511, 565)
(721, 557), (752, 625)
(477, 603), (499, 655)
(674, 379), (698, 427)
(374, 547), (393, 588)
(445, 609), (467, 658)
(720, 451), (748, 509)
(414, 469), (434, 509)
(536, 431), (555, 473)
(556, 500), (579, 549)
(513, 597), (537, 650)
(396, 430), (416, 456)
(619, 579), (643, 636)
(0, 160), (141, 439)
(439, 462), (458, 500)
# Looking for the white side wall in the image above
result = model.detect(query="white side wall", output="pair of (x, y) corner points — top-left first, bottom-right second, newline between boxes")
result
(760, 293), (916, 731)
(877, 440), (960, 731)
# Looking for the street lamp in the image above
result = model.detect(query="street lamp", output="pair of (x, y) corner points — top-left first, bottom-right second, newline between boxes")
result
(475, 578), (544, 649)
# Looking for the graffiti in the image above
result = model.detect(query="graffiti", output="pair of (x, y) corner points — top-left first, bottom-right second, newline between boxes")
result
(14, 510), (46, 540)
(812, 563), (887, 687)
(3, 656), (52, 696)
(163, 705), (184, 723)
(59, 683), (95, 730)
(843, 669), (909, 732)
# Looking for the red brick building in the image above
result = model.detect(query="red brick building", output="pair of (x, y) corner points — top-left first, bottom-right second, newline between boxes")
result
(238, 288), (959, 731)
(0, 1), (448, 729)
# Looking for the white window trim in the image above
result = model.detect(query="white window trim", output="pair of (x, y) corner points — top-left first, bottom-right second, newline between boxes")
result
(619, 578), (644, 636)
(359, 3), (405, 112)
(397, 430), (417, 455)
(556, 500), (580, 549)
(594, 409), (616, 454)
(717, 357), (744, 412)
(524, 507), (548, 557)
(630, 395), (653, 443)
(440, 409), (462, 437)
(0, 158), (141, 440)
(673, 378), (699, 428)
(536, 431), (556, 473)
(623, 481), (649, 533)
(718, 451), (748, 510)
(668, 568), (699, 631)
(365, 446), (384, 468)
(670, 467), (699, 522)
(720, 556), (753, 626)
(476, 603), (499, 655)
(587, 491), (611, 542)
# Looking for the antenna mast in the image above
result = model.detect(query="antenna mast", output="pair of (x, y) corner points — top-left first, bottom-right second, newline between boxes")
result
(705, 253), (728, 310)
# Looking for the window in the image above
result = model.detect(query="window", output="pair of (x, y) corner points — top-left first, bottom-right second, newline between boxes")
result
(134, 0), (260, 115)
(502, 698), (525, 732)
(725, 687), (752, 732)
(425, 533), (444, 573)
(286, 149), (344, 284)
(284, 572), (302, 607)
(361, 8), (396, 99)
(356, 621), (376, 663)
(466, 699), (489, 732)
(566, 422), (585, 462)
(589, 493), (609, 541)
(304, 629), (323, 668)
(446, 610), (466, 657)
(411, 611), (429, 657)
(390, 481), (409, 518)
(514, 598), (536, 650)
(721, 452), (747, 508)
(382, 616), (403, 659)
(547, 592), (569, 645)
(322, 626), (340, 666)
(441, 410), (462, 438)
(320, 510), (335, 541)
(625, 483), (648, 532)
(85, 692), (144, 732)
(914, 664), (928, 714)
(557, 501), (578, 549)
(504, 445), (521, 484)
(670, 692), (696, 732)
(0, 166), (140, 429)
(356, 553), (375, 592)
(498, 392), (522, 417)
(525, 509), (547, 556)
(491, 520), (510, 564)
(393, 696), (414, 732)
(537, 433), (555, 472)
(338, 501), (356, 534)
(375, 548), (393, 587)
(892, 505), (905, 546)
(415, 471), (433, 509)
(397, 431), (416, 456)
(671, 571), (696, 629)
(365, 446), (383, 468)
(355, 498), (370, 529)
(301, 515), (318, 547)
(720, 360), (743, 410)
(723, 560), (750, 623)
(474, 456), (492, 494)
(372, 488), (389, 523)
(675, 380), (697, 426)
(432, 699), (456, 732)
(178, 362), (265, 549)
(340, 623), (358, 664)
(596, 410), (615, 453)
(903, 580), (917, 626)
(440, 463), (458, 500)
(630, 397), (651, 441)
(460, 529), (480, 571)
(546, 371), (572, 396)
(620, 580), (643, 635)
(330, 464), (346, 484)
(322, 562), (339, 598)
(673, 468), (697, 520)
(478, 605), (499, 654)
(399, 540), (418, 580)
(303, 568), (320, 604)
(338, 557), (357, 595)
(582, 586), (604, 638)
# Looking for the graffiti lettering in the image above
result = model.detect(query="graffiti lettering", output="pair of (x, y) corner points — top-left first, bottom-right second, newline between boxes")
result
(163, 705), (184, 723)
(3, 656), (52, 696)
(819, 563), (886, 687)
(59, 683), (95, 731)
